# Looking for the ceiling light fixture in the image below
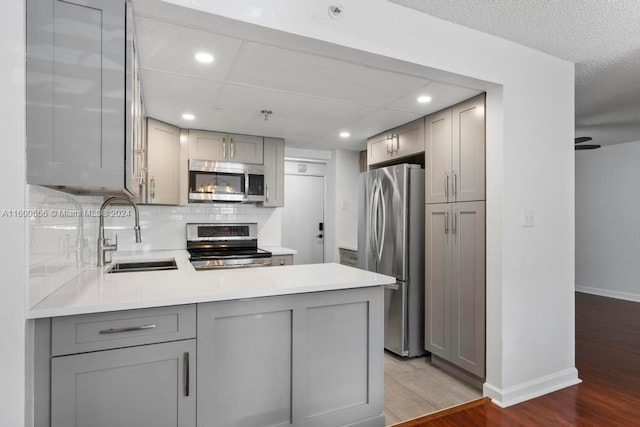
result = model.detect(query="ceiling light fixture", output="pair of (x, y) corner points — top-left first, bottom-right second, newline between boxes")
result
(417, 95), (432, 104)
(182, 113), (195, 120)
(261, 110), (273, 121)
(194, 52), (214, 63)
(339, 131), (350, 138)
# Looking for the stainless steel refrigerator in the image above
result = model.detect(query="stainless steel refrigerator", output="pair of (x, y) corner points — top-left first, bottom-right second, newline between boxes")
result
(358, 163), (425, 357)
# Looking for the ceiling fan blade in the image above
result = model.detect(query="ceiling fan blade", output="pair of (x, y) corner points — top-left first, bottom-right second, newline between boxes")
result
(575, 136), (593, 144)
(575, 144), (601, 150)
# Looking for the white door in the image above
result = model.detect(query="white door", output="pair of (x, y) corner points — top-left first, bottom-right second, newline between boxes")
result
(282, 174), (325, 264)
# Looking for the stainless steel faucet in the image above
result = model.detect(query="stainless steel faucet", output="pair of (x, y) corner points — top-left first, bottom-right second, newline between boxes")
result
(97, 197), (141, 267)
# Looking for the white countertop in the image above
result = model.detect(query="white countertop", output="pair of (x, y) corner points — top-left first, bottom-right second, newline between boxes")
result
(27, 250), (394, 319)
(260, 246), (298, 256)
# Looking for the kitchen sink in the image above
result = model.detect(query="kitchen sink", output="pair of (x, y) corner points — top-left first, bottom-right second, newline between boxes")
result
(106, 259), (178, 274)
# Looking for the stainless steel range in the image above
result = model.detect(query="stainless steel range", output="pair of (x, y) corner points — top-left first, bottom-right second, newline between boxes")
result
(187, 223), (272, 270)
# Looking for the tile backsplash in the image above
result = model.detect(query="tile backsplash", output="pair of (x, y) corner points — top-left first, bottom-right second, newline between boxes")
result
(28, 185), (281, 307)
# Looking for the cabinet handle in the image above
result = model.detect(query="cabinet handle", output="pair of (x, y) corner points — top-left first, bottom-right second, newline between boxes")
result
(444, 212), (449, 234)
(386, 137), (392, 156)
(445, 172), (449, 199)
(230, 138), (235, 159)
(279, 259), (285, 266)
(222, 138), (226, 158)
(183, 352), (190, 397)
(265, 184), (270, 202)
(453, 212), (457, 235)
(98, 324), (156, 334)
(453, 172), (457, 198)
(395, 136), (399, 153)
(150, 177), (155, 200)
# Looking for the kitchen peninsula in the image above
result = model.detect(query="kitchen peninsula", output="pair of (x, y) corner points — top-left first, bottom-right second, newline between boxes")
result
(29, 256), (393, 427)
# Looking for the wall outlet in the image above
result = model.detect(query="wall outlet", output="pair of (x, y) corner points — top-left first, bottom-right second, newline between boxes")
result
(522, 210), (535, 228)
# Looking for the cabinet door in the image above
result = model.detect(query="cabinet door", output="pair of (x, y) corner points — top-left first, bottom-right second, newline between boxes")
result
(424, 203), (452, 359)
(367, 132), (392, 166)
(51, 339), (196, 427)
(26, 0), (128, 192)
(228, 134), (264, 164)
(188, 130), (227, 161)
(425, 109), (452, 204)
(147, 118), (181, 205)
(451, 201), (485, 377)
(452, 94), (485, 202)
(263, 137), (285, 207)
(395, 117), (425, 158)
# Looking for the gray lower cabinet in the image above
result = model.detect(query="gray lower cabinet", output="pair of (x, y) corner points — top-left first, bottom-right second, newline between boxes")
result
(425, 201), (485, 378)
(51, 340), (196, 427)
(197, 288), (384, 427)
(271, 254), (293, 266)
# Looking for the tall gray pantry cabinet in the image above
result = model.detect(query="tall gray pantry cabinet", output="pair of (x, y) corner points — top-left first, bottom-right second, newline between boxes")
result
(424, 94), (486, 379)
(26, 0), (144, 196)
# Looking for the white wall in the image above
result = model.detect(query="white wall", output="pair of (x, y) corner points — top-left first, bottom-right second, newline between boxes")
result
(576, 141), (640, 301)
(169, 0), (578, 406)
(0, 1), (26, 425)
(334, 150), (360, 254)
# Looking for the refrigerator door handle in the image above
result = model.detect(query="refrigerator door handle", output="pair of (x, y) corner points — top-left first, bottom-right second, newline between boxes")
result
(370, 179), (379, 256)
(377, 182), (386, 262)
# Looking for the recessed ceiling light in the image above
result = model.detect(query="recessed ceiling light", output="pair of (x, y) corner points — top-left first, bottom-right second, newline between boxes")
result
(182, 113), (195, 121)
(194, 52), (214, 63)
(417, 95), (432, 103)
(340, 131), (350, 138)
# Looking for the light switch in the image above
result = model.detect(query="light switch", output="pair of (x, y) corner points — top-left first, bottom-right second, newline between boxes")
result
(521, 210), (535, 228)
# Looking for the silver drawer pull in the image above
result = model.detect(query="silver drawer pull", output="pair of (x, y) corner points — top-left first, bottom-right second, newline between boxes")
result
(98, 324), (157, 334)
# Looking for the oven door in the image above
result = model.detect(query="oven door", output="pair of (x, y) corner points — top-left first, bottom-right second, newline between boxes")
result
(189, 161), (264, 203)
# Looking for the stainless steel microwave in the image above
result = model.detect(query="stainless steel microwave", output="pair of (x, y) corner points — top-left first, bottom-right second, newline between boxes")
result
(188, 160), (265, 203)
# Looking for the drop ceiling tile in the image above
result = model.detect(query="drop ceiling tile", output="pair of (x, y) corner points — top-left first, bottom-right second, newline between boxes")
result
(227, 42), (429, 106)
(134, 16), (243, 81)
(328, 109), (423, 143)
(386, 82), (482, 114)
(216, 84), (375, 126)
(141, 70), (223, 109)
(144, 101), (211, 130)
(207, 109), (330, 140)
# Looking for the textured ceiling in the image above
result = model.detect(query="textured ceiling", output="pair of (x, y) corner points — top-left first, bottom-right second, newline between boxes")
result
(390, 0), (640, 146)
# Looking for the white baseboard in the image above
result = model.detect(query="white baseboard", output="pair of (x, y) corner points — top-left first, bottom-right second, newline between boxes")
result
(483, 368), (581, 407)
(576, 285), (640, 303)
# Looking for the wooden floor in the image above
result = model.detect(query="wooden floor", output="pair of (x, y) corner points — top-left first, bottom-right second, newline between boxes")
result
(395, 292), (640, 426)
(383, 352), (481, 425)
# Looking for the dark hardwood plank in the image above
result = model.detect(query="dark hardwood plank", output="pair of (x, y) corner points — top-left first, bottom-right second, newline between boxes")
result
(396, 292), (640, 426)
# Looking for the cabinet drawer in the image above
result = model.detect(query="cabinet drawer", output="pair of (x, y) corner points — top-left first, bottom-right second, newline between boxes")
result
(51, 305), (196, 356)
(271, 255), (293, 266)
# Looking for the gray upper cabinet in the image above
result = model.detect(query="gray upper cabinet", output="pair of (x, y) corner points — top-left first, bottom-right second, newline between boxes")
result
(425, 94), (485, 203)
(425, 201), (485, 378)
(263, 137), (285, 207)
(425, 109), (452, 204)
(188, 130), (264, 164)
(367, 118), (425, 166)
(146, 118), (181, 205)
(26, 0), (142, 196)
